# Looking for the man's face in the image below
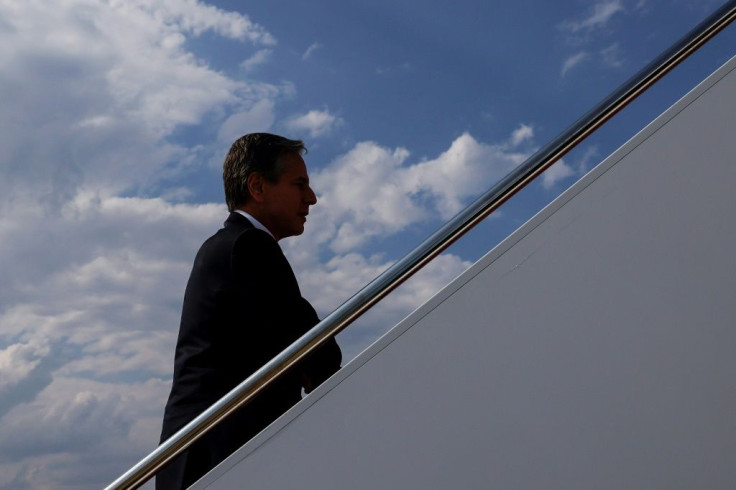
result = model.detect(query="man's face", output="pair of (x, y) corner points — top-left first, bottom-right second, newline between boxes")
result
(260, 152), (317, 240)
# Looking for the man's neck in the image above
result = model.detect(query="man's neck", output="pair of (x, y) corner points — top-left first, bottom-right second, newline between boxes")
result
(235, 208), (277, 240)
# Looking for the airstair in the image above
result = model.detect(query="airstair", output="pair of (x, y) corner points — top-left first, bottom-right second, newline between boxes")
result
(193, 49), (736, 490)
(109, 3), (736, 488)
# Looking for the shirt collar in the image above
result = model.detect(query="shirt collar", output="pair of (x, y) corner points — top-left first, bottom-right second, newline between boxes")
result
(234, 209), (276, 240)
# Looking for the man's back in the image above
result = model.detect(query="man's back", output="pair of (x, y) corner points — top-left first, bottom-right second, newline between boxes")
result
(158, 213), (340, 489)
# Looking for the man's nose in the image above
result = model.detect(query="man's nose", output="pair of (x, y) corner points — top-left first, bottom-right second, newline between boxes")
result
(307, 186), (317, 205)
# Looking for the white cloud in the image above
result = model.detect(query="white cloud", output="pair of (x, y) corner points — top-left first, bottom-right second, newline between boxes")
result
(561, 51), (589, 77)
(0, 2), (292, 485)
(557, 1), (628, 77)
(0, 169), (479, 486)
(0, 194), (223, 359)
(542, 160), (576, 189)
(287, 247), (473, 362)
(284, 109), (343, 138)
(0, 155), (481, 485)
(576, 145), (600, 174)
(241, 48), (273, 71)
(510, 124), (534, 146)
(404, 132), (528, 219)
(302, 42), (323, 60)
(276, 127), (537, 357)
(0, 2), (545, 486)
(118, 0), (277, 45)
(0, 0), (282, 205)
(310, 142), (420, 253)
(561, 0), (625, 34)
(300, 128), (530, 254)
(541, 144), (600, 190)
(0, 194), (223, 486)
(337, 252), (474, 360)
(219, 99), (277, 142)
(0, 199), (473, 486)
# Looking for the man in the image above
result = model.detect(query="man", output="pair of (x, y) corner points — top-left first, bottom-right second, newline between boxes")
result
(158, 133), (341, 489)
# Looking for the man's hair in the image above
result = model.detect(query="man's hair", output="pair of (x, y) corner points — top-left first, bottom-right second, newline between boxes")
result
(223, 133), (306, 212)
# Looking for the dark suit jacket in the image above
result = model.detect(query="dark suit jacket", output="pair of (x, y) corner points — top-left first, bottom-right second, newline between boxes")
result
(158, 212), (341, 489)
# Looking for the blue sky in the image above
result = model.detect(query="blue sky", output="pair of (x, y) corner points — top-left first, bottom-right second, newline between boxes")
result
(0, 0), (734, 487)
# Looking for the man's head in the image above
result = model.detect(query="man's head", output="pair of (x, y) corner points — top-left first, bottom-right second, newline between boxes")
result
(223, 133), (306, 211)
(223, 133), (317, 240)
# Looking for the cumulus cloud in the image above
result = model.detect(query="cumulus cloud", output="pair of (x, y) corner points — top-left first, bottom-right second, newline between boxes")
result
(120, 0), (277, 44)
(276, 126), (537, 357)
(404, 133), (527, 218)
(0, 0), (281, 207)
(284, 109), (343, 138)
(219, 99), (277, 142)
(0, 194), (223, 486)
(0, 2), (543, 487)
(299, 128), (531, 254)
(241, 48), (273, 71)
(341, 252), (474, 360)
(0, 194), (223, 361)
(542, 160), (576, 189)
(510, 124), (534, 146)
(541, 144), (600, 190)
(0, 185), (475, 486)
(0, 2), (376, 486)
(287, 247), (473, 361)
(309, 142), (420, 252)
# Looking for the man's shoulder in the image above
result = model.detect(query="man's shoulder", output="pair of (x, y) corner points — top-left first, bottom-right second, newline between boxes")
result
(189, 216), (278, 279)
(202, 213), (254, 243)
(200, 214), (277, 255)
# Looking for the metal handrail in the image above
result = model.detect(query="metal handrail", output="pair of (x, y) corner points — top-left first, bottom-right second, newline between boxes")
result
(107, 2), (736, 488)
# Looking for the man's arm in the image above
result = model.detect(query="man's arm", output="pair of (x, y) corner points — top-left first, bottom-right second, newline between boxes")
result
(301, 335), (341, 394)
(286, 296), (341, 394)
(231, 229), (341, 392)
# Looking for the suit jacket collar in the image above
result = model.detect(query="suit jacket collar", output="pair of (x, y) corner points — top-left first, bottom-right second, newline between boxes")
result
(224, 212), (280, 246)
(224, 211), (255, 230)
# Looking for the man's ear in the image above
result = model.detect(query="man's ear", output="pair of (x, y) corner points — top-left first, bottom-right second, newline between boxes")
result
(247, 172), (266, 202)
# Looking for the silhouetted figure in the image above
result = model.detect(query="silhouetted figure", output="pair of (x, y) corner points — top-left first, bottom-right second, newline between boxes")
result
(158, 133), (341, 489)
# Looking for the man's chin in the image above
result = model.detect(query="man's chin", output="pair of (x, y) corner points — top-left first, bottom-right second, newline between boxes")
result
(289, 224), (305, 237)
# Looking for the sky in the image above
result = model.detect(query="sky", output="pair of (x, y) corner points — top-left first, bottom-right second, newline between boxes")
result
(0, 0), (734, 488)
